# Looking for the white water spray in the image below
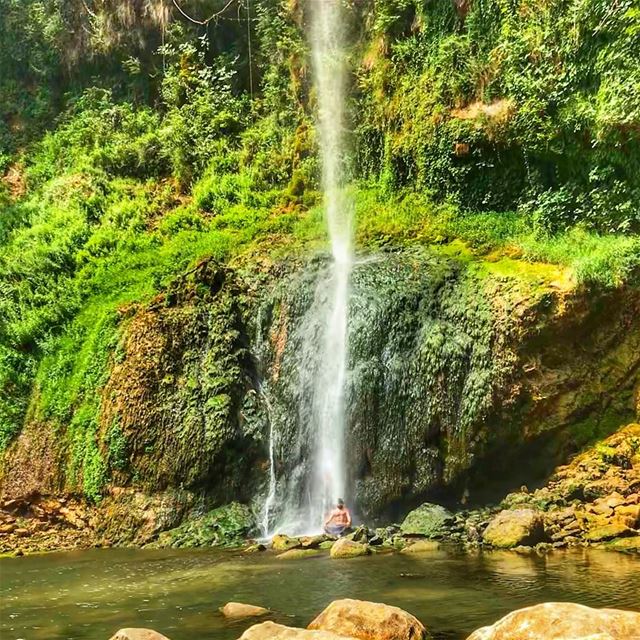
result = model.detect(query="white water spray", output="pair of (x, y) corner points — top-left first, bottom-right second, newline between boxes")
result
(307, 0), (352, 529)
(260, 0), (352, 536)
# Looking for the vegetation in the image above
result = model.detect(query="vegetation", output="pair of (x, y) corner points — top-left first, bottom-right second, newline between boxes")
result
(0, 0), (638, 498)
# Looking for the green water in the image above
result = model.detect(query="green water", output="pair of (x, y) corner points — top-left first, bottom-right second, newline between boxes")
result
(1, 547), (638, 640)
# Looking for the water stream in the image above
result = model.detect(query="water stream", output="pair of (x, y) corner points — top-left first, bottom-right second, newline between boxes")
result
(263, 0), (352, 535)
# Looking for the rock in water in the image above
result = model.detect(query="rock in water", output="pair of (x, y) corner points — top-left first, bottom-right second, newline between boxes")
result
(329, 538), (369, 559)
(239, 622), (355, 640)
(272, 534), (301, 552)
(109, 630), (171, 640)
(308, 599), (428, 640)
(400, 540), (440, 553)
(482, 509), (546, 548)
(465, 602), (640, 639)
(221, 602), (270, 619)
(400, 503), (453, 537)
(276, 548), (321, 560)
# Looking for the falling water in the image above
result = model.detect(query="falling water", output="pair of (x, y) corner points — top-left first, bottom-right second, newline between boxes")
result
(261, 0), (352, 535)
(305, 0), (352, 530)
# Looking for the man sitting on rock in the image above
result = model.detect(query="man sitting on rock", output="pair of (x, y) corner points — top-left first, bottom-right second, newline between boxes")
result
(324, 498), (352, 537)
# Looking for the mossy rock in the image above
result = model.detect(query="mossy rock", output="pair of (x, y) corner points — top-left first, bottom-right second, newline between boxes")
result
(401, 540), (440, 554)
(584, 522), (634, 542)
(330, 538), (369, 559)
(605, 536), (640, 552)
(153, 502), (255, 548)
(483, 509), (546, 549)
(400, 503), (453, 538)
(271, 534), (301, 552)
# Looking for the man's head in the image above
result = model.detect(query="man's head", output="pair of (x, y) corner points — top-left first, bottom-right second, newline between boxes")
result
(337, 498), (345, 509)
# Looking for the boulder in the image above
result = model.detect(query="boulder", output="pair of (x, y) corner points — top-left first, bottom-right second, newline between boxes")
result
(482, 509), (546, 548)
(584, 521), (635, 542)
(109, 630), (171, 640)
(272, 534), (301, 552)
(239, 622), (354, 640)
(606, 536), (640, 551)
(221, 602), (270, 619)
(300, 534), (328, 548)
(400, 540), (440, 554)
(400, 503), (453, 537)
(466, 602), (640, 640)
(329, 538), (369, 559)
(308, 599), (428, 640)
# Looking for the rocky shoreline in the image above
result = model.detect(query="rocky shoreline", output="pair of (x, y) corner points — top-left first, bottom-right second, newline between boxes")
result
(106, 598), (640, 640)
(2, 424), (639, 557)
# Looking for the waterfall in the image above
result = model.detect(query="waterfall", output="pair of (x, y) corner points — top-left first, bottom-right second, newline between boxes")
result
(307, 0), (352, 531)
(261, 0), (352, 536)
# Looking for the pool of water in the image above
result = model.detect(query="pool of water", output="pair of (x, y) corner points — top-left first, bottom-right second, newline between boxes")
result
(1, 547), (638, 640)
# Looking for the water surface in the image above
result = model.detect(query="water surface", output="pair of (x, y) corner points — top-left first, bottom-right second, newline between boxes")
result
(1, 547), (638, 640)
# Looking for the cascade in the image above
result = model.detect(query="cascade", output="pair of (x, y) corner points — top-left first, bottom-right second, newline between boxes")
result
(261, 0), (352, 535)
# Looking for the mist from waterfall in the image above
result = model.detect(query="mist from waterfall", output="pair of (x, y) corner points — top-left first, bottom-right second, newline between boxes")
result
(260, 0), (352, 536)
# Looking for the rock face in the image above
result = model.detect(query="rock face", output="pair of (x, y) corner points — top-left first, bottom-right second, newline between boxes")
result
(466, 602), (640, 640)
(482, 509), (546, 548)
(329, 538), (369, 559)
(239, 622), (354, 640)
(308, 599), (428, 640)
(221, 602), (269, 619)
(108, 630), (171, 640)
(400, 503), (453, 537)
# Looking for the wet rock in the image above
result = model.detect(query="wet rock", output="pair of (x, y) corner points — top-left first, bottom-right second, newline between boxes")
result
(329, 538), (369, 559)
(400, 540), (440, 554)
(606, 536), (640, 552)
(584, 522), (635, 542)
(347, 526), (369, 543)
(272, 534), (302, 552)
(0, 523), (17, 534)
(153, 502), (255, 549)
(465, 602), (640, 640)
(319, 540), (335, 550)
(109, 629), (171, 640)
(244, 543), (267, 553)
(308, 598), (428, 640)
(400, 503), (453, 538)
(276, 548), (321, 560)
(300, 534), (328, 548)
(239, 622), (355, 640)
(482, 509), (546, 548)
(221, 602), (270, 619)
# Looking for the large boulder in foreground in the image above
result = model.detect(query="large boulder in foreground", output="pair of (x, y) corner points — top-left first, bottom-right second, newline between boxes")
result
(308, 598), (428, 640)
(109, 630), (171, 640)
(239, 621), (354, 640)
(329, 538), (369, 559)
(400, 503), (453, 538)
(466, 602), (640, 640)
(482, 509), (545, 548)
(221, 602), (269, 619)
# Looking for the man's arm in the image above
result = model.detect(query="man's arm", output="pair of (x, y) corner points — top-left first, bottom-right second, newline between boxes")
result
(346, 508), (352, 527)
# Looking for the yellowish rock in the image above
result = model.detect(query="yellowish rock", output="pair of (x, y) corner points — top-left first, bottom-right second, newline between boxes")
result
(221, 602), (270, 619)
(239, 622), (355, 640)
(466, 602), (640, 640)
(400, 540), (440, 553)
(308, 598), (428, 640)
(109, 629), (171, 640)
(329, 538), (369, 559)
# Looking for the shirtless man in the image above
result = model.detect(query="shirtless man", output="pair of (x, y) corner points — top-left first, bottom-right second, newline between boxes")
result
(324, 498), (352, 537)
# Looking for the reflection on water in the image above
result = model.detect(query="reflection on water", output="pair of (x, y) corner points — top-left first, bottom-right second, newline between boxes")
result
(1, 547), (638, 640)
